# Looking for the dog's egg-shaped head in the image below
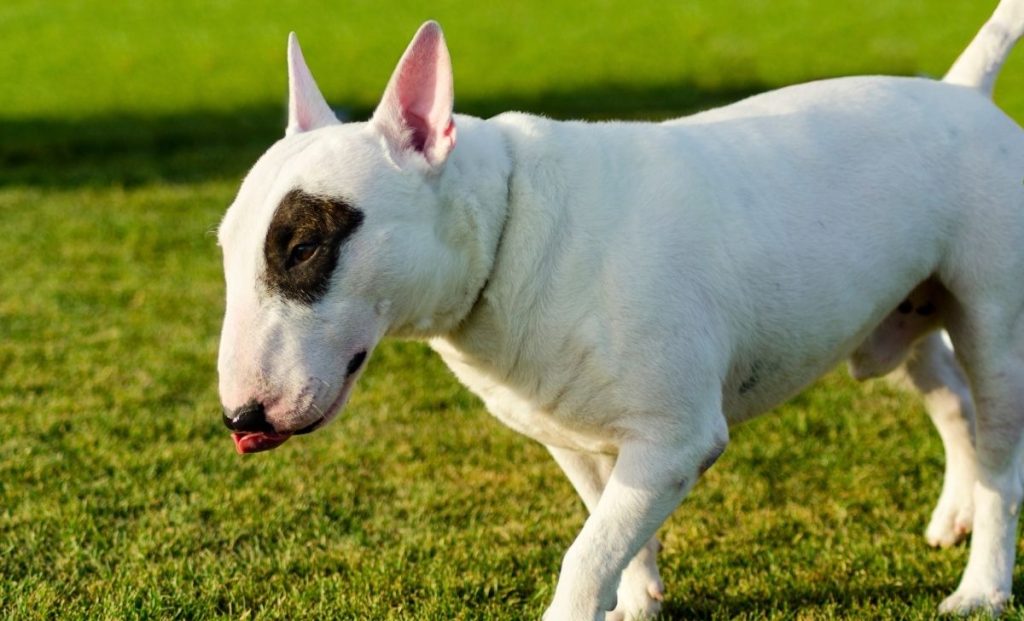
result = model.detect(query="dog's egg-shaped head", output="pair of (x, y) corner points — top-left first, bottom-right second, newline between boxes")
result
(217, 22), (460, 453)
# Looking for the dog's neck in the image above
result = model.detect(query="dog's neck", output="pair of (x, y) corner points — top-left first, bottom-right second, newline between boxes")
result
(430, 112), (587, 383)
(388, 114), (513, 338)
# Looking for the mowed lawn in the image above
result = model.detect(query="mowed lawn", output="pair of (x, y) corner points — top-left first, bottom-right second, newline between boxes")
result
(2, 1), (1024, 619)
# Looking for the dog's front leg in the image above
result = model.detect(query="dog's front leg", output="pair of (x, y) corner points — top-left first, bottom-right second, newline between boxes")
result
(543, 420), (727, 621)
(547, 446), (665, 621)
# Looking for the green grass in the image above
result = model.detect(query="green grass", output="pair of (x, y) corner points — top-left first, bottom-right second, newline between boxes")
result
(2, 1), (1023, 618)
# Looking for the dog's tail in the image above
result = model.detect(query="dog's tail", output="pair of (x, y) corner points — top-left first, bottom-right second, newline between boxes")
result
(943, 0), (1024, 96)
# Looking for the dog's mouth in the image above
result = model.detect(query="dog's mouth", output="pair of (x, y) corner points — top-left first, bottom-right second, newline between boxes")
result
(231, 414), (328, 453)
(230, 350), (368, 454)
(232, 430), (293, 454)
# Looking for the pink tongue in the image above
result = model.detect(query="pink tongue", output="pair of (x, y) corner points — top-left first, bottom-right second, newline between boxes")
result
(232, 432), (292, 454)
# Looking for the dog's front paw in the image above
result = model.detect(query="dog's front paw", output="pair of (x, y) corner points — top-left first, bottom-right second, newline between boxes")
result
(926, 488), (974, 548)
(543, 605), (604, 621)
(938, 587), (1010, 616)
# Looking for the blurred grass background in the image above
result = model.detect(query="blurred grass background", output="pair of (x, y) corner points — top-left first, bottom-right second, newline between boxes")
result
(1, 1), (1022, 618)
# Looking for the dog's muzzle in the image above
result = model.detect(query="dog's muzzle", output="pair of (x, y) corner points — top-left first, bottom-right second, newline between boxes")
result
(223, 401), (292, 454)
(222, 350), (369, 454)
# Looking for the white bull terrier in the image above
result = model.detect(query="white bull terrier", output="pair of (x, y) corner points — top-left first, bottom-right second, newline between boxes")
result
(217, 0), (1024, 617)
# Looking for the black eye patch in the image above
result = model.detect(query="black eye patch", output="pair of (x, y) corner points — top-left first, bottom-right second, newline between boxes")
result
(262, 189), (364, 304)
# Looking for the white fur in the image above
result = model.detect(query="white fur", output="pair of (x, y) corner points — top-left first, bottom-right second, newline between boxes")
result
(218, 4), (1024, 619)
(286, 33), (338, 136)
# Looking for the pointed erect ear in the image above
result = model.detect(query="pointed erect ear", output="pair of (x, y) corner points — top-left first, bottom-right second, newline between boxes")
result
(371, 21), (457, 168)
(286, 33), (339, 136)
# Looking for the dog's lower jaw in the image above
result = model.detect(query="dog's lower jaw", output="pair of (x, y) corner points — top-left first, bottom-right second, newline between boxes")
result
(292, 415), (326, 435)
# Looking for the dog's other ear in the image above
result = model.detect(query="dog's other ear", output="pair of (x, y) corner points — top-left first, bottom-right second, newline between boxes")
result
(286, 32), (339, 136)
(371, 21), (457, 169)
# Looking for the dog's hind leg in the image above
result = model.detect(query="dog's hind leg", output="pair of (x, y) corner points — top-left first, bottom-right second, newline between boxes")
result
(547, 445), (665, 621)
(938, 307), (1024, 615)
(849, 282), (978, 547)
(884, 332), (978, 548)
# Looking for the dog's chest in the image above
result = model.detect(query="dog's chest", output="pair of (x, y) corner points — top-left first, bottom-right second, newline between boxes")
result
(430, 338), (623, 453)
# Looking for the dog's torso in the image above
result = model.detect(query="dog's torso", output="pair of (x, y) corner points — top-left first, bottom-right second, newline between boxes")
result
(432, 76), (1024, 453)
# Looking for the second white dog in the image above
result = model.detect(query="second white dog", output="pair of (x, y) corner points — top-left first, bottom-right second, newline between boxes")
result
(217, 1), (1024, 618)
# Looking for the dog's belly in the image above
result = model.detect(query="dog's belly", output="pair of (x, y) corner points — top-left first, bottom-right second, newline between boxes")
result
(718, 312), (896, 423)
(707, 220), (945, 422)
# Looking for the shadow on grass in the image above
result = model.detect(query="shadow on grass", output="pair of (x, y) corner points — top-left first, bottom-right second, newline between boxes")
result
(0, 79), (772, 189)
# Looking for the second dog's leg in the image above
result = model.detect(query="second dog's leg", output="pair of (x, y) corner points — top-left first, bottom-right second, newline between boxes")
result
(885, 332), (977, 547)
(547, 446), (665, 621)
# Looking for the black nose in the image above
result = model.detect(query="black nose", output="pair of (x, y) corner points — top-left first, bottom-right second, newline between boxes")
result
(222, 401), (274, 433)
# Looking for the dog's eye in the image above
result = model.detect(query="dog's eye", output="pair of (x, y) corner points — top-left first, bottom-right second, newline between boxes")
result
(287, 242), (319, 268)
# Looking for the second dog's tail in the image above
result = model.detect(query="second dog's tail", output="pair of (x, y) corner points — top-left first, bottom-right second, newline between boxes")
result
(944, 0), (1024, 96)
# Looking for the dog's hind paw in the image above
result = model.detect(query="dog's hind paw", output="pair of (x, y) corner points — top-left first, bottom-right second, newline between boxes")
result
(938, 587), (1009, 616)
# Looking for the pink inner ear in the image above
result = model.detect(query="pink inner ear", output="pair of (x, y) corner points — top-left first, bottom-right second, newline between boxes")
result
(397, 33), (442, 148)
(373, 21), (456, 165)
(402, 111), (431, 152)
(396, 26), (450, 152)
